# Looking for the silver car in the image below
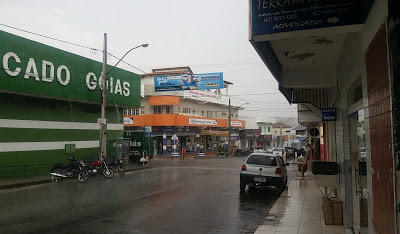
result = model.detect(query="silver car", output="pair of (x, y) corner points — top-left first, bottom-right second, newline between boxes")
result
(240, 153), (288, 192)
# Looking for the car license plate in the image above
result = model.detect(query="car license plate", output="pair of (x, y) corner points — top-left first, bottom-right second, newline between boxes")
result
(254, 177), (266, 182)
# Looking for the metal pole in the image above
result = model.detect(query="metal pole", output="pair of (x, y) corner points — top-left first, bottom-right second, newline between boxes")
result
(280, 120), (283, 148)
(228, 98), (231, 156)
(100, 33), (107, 160)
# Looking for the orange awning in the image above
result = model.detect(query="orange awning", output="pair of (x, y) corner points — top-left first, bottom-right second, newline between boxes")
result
(124, 114), (246, 128)
(148, 96), (180, 106)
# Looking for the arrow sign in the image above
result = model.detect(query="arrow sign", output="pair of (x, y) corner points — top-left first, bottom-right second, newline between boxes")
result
(328, 16), (340, 24)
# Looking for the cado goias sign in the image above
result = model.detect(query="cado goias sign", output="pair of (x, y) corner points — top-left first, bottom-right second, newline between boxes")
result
(0, 30), (140, 107)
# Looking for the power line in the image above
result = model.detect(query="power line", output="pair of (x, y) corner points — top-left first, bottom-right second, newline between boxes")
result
(0, 23), (101, 52)
(0, 23), (149, 75)
(107, 53), (148, 74)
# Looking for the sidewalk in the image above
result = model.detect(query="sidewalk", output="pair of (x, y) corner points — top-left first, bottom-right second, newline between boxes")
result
(254, 175), (345, 234)
(0, 162), (149, 189)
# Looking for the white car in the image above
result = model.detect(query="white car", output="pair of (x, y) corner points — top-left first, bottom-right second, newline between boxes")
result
(272, 148), (287, 163)
(240, 153), (288, 192)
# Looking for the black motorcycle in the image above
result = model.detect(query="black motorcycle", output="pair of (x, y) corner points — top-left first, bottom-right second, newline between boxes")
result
(50, 156), (89, 183)
(109, 159), (125, 177)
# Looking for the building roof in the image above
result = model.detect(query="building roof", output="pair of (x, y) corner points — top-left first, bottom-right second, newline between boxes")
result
(272, 122), (292, 128)
(152, 66), (193, 74)
(291, 124), (307, 131)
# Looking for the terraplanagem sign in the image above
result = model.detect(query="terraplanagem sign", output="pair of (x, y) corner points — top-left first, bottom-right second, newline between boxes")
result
(0, 30), (140, 107)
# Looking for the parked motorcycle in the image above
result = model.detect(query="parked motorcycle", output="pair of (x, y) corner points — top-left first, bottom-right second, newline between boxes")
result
(50, 157), (89, 183)
(217, 151), (229, 158)
(85, 159), (114, 178)
(109, 159), (125, 177)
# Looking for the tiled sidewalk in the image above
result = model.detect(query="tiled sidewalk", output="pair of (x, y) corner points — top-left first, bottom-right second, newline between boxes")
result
(254, 175), (345, 234)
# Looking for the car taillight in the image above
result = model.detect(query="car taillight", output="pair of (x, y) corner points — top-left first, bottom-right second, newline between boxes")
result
(275, 168), (281, 174)
(241, 164), (247, 171)
(241, 150), (244, 152)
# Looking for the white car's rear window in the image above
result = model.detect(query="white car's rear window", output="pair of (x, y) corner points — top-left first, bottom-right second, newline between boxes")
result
(246, 155), (277, 166)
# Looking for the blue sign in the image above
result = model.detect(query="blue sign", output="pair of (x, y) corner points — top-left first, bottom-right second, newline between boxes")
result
(322, 108), (336, 121)
(154, 73), (223, 92)
(251, 0), (374, 36)
(220, 136), (240, 142)
(145, 133), (155, 137)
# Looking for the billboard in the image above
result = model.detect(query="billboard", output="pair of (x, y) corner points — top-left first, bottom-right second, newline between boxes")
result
(0, 30), (141, 108)
(251, 0), (374, 36)
(154, 72), (223, 92)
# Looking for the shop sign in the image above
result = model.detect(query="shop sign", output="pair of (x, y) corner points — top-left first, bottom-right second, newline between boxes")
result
(220, 136), (240, 142)
(246, 130), (256, 138)
(123, 117), (133, 124)
(251, 0), (374, 36)
(200, 130), (228, 136)
(154, 73), (223, 92)
(0, 30), (140, 107)
(231, 121), (243, 127)
(185, 90), (221, 100)
(189, 118), (217, 126)
(322, 108), (336, 121)
(254, 129), (261, 137)
(97, 118), (107, 125)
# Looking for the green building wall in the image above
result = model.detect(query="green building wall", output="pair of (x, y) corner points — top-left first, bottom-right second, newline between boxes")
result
(0, 93), (124, 179)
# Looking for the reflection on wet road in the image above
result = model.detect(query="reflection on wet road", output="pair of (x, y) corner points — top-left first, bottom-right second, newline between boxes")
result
(0, 158), (297, 233)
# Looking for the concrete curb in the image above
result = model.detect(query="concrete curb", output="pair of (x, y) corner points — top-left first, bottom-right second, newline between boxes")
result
(0, 166), (151, 190)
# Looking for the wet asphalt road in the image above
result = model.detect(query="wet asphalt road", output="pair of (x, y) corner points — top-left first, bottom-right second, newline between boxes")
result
(0, 157), (298, 233)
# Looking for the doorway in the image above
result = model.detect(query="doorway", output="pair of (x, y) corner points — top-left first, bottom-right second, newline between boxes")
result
(349, 109), (367, 233)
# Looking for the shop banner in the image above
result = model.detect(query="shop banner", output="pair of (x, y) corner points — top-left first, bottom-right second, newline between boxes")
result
(220, 136), (240, 142)
(231, 121), (243, 127)
(154, 72), (223, 92)
(189, 118), (217, 126)
(200, 130), (228, 136)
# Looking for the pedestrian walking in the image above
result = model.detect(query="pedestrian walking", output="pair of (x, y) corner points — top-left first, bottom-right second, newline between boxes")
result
(181, 145), (186, 160)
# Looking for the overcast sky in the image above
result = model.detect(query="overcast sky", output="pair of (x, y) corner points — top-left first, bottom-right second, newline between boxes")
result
(0, 0), (297, 120)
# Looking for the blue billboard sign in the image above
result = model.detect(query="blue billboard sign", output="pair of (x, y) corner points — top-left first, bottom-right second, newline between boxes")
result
(154, 73), (223, 92)
(220, 136), (240, 142)
(251, 0), (374, 36)
(322, 108), (336, 121)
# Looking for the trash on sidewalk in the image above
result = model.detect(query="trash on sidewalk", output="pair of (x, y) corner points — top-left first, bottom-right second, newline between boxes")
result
(321, 197), (343, 225)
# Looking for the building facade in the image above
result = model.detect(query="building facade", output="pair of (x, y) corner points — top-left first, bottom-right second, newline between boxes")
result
(249, 0), (399, 233)
(124, 67), (246, 157)
(0, 30), (140, 179)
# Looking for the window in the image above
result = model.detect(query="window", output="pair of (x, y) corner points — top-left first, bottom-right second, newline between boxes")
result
(166, 106), (170, 114)
(246, 155), (277, 166)
(154, 106), (162, 114)
(124, 108), (140, 116)
(202, 110), (204, 116)
(268, 127), (271, 132)
(183, 108), (191, 114)
(140, 106), (145, 115)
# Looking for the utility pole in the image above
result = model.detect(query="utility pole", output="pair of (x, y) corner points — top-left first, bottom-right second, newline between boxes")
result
(228, 98), (231, 156)
(279, 120), (283, 148)
(99, 33), (107, 160)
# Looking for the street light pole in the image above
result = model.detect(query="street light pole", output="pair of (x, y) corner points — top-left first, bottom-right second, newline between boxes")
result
(227, 100), (248, 156)
(99, 33), (108, 160)
(228, 98), (231, 156)
(98, 34), (148, 161)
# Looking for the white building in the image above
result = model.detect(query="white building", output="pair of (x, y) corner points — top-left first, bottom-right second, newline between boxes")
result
(124, 67), (246, 157)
